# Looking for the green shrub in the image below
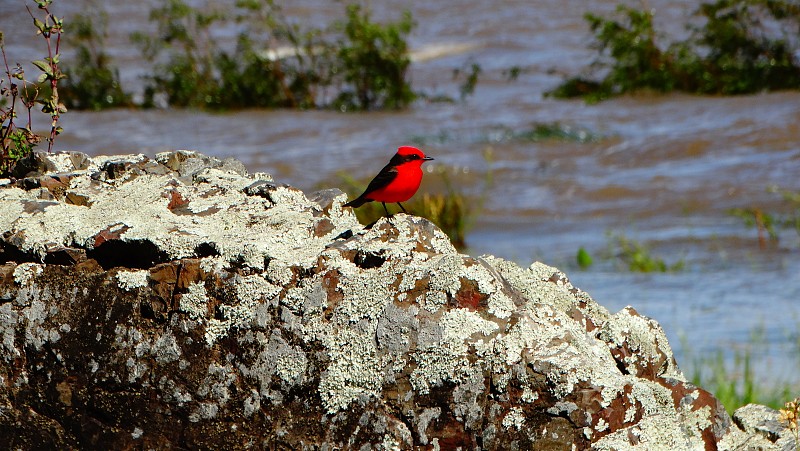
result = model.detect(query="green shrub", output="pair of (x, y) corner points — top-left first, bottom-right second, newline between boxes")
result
(551, 0), (800, 101)
(61, 12), (131, 110)
(131, 0), (229, 109)
(131, 0), (416, 111)
(334, 4), (416, 111)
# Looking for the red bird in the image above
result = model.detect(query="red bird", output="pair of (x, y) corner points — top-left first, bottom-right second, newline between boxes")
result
(344, 146), (434, 215)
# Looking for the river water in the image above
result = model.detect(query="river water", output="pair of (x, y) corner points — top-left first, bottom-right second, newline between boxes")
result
(2, 0), (799, 390)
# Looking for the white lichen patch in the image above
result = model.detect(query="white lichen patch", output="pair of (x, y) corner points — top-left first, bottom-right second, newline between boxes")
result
(0, 303), (20, 361)
(318, 328), (384, 413)
(417, 407), (442, 445)
(22, 299), (58, 351)
(180, 282), (209, 321)
(13, 263), (42, 285)
(439, 308), (498, 343)
(410, 341), (475, 395)
(152, 330), (181, 364)
(131, 426), (144, 440)
(333, 262), (397, 323)
(276, 347), (307, 385)
(521, 385), (539, 403)
(197, 362), (237, 407)
(0, 154), (334, 272)
(116, 270), (149, 291)
(204, 319), (230, 347)
(681, 404), (712, 434)
(502, 407), (526, 431)
(592, 413), (705, 450)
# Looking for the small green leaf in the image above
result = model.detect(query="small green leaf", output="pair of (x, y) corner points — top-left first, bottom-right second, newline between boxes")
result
(33, 18), (46, 33)
(31, 59), (50, 72)
(577, 247), (593, 269)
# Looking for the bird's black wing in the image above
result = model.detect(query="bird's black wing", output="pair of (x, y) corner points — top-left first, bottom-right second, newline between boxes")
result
(361, 163), (398, 197)
(344, 163), (399, 207)
(344, 153), (408, 207)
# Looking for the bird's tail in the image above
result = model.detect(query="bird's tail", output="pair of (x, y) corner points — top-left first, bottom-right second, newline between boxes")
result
(343, 196), (368, 208)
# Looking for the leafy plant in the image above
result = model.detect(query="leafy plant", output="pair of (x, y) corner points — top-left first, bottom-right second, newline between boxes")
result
(28, 0), (66, 152)
(730, 186), (800, 248)
(550, 0), (800, 101)
(1, 0), (66, 175)
(453, 60), (481, 101)
(131, 0), (228, 108)
(333, 4), (416, 111)
(61, 10), (131, 110)
(608, 233), (684, 272)
(728, 207), (778, 248)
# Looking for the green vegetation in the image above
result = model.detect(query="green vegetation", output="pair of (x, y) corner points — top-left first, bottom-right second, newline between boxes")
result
(454, 61), (482, 101)
(730, 186), (800, 248)
(729, 207), (778, 247)
(684, 329), (799, 415)
(550, 0), (800, 102)
(124, 0), (416, 111)
(1, 0), (65, 175)
(607, 233), (684, 272)
(512, 122), (597, 143)
(333, 4), (415, 111)
(576, 247), (593, 269)
(61, 11), (131, 110)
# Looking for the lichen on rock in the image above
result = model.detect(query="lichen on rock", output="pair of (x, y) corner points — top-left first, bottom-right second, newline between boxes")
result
(0, 150), (788, 450)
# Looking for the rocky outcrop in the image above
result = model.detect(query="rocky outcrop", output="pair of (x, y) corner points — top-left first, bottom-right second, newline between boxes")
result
(0, 150), (793, 449)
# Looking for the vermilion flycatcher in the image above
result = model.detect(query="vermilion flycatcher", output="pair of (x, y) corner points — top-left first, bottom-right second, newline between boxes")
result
(344, 146), (434, 215)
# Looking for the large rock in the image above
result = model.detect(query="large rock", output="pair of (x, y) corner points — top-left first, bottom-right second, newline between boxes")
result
(0, 150), (792, 449)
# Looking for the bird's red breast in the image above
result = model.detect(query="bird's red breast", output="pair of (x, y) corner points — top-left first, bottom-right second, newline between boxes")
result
(364, 164), (424, 203)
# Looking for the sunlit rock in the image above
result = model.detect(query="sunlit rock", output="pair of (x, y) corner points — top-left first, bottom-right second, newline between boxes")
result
(0, 151), (791, 449)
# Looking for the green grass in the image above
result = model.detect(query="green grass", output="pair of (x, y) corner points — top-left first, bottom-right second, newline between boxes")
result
(682, 329), (800, 414)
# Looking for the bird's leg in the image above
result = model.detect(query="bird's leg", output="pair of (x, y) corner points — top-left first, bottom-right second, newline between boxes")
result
(397, 202), (407, 214)
(382, 202), (390, 216)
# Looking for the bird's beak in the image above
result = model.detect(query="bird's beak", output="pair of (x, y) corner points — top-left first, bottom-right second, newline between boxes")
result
(423, 156), (434, 161)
